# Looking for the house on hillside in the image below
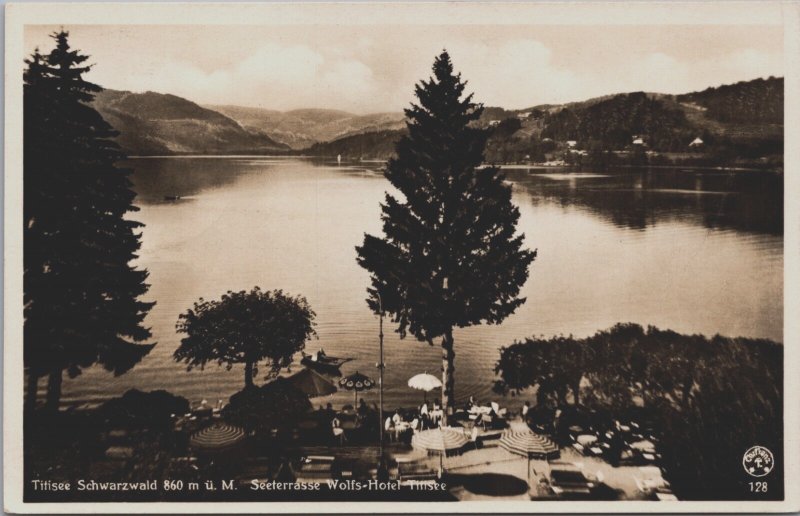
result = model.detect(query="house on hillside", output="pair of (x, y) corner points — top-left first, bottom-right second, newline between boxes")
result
(566, 140), (577, 148)
(517, 111), (532, 119)
(689, 137), (704, 147)
(488, 120), (500, 127)
(632, 136), (645, 146)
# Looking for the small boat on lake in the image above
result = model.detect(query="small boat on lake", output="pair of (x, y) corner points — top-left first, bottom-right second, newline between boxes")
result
(301, 349), (353, 375)
(164, 195), (182, 201)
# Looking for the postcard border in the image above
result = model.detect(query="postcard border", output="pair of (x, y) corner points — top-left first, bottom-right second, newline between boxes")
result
(5, 2), (800, 513)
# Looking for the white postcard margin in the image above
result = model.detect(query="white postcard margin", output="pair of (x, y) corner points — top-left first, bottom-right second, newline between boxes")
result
(4, 2), (800, 513)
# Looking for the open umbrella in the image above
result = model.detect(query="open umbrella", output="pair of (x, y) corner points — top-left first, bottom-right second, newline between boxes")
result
(411, 427), (470, 474)
(500, 429), (560, 484)
(190, 422), (245, 453)
(287, 367), (338, 398)
(407, 373), (442, 403)
(338, 371), (375, 406)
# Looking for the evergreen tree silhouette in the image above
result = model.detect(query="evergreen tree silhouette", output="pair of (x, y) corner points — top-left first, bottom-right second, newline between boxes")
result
(23, 31), (155, 411)
(356, 51), (536, 425)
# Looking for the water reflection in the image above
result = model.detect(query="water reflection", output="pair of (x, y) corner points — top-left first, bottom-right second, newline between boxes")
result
(505, 167), (783, 235)
(59, 157), (782, 409)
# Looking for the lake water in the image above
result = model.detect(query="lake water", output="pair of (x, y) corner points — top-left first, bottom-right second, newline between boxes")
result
(59, 157), (784, 411)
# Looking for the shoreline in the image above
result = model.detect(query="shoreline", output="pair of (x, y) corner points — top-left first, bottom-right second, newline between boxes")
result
(123, 155), (783, 173)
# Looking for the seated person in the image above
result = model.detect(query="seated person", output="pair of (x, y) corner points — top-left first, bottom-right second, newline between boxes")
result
(384, 416), (394, 441)
(358, 398), (369, 416)
(331, 417), (345, 442)
(419, 403), (429, 428)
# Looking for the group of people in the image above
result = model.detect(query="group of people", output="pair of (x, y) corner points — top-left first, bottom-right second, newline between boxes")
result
(318, 399), (381, 444)
(383, 400), (445, 442)
(324, 395), (526, 444)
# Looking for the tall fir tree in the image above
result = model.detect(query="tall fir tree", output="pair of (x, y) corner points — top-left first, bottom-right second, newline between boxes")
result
(356, 51), (536, 425)
(23, 31), (155, 411)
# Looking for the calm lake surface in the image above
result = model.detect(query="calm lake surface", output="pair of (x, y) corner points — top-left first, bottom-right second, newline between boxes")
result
(59, 157), (784, 410)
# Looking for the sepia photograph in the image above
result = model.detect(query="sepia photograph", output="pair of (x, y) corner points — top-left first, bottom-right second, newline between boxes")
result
(4, 2), (799, 513)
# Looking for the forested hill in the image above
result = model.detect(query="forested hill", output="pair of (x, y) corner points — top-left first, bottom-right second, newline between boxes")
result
(88, 77), (782, 160)
(92, 90), (289, 156)
(308, 76), (783, 162)
(209, 105), (405, 150)
(676, 77), (783, 124)
(303, 129), (406, 159)
(540, 92), (693, 151)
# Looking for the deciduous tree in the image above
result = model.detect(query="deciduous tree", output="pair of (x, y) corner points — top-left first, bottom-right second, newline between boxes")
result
(175, 287), (316, 389)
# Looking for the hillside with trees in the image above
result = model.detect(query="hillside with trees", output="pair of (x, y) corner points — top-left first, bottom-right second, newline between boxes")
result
(677, 76), (783, 124)
(210, 105), (405, 149)
(92, 90), (289, 155)
(300, 77), (783, 165)
(541, 92), (694, 151)
(303, 129), (406, 159)
(80, 76), (783, 165)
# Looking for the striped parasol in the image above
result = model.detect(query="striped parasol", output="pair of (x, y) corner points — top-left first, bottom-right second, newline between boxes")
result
(500, 429), (560, 484)
(411, 427), (470, 474)
(190, 423), (246, 453)
(338, 371), (375, 406)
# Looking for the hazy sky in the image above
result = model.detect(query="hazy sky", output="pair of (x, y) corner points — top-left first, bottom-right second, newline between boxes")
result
(25, 24), (783, 113)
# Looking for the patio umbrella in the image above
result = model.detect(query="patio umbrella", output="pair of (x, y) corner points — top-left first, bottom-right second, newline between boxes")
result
(411, 427), (470, 474)
(338, 371), (375, 406)
(500, 429), (560, 484)
(190, 423), (245, 453)
(407, 373), (442, 403)
(287, 367), (337, 398)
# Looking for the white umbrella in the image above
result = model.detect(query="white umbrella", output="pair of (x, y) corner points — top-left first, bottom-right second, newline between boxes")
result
(408, 373), (442, 403)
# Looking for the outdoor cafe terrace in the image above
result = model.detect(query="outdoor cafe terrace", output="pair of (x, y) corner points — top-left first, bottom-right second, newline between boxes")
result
(88, 358), (677, 502)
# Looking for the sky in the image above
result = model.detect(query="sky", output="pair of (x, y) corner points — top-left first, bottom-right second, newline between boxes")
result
(24, 24), (783, 114)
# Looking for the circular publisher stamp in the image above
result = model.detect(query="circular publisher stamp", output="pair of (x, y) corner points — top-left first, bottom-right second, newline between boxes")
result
(743, 446), (774, 477)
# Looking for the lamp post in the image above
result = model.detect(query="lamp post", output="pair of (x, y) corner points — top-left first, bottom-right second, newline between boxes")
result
(376, 291), (389, 481)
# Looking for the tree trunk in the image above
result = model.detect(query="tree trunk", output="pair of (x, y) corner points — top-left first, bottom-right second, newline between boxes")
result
(45, 369), (62, 412)
(244, 361), (254, 389)
(571, 379), (581, 405)
(681, 372), (694, 410)
(25, 371), (40, 412)
(441, 329), (455, 427)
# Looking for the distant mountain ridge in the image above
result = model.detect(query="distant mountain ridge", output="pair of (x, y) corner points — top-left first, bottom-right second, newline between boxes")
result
(308, 77), (784, 162)
(92, 90), (289, 155)
(207, 105), (406, 149)
(89, 77), (782, 161)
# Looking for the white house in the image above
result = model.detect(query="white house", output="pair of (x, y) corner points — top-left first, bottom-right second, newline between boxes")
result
(517, 111), (532, 119)
(632, 137), (645, 145)
(689, 137), (704, 147)
(566, 140), (577, 148)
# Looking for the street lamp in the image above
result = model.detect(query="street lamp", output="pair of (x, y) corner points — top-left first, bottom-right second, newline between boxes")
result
(375, 291), (389, 481)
